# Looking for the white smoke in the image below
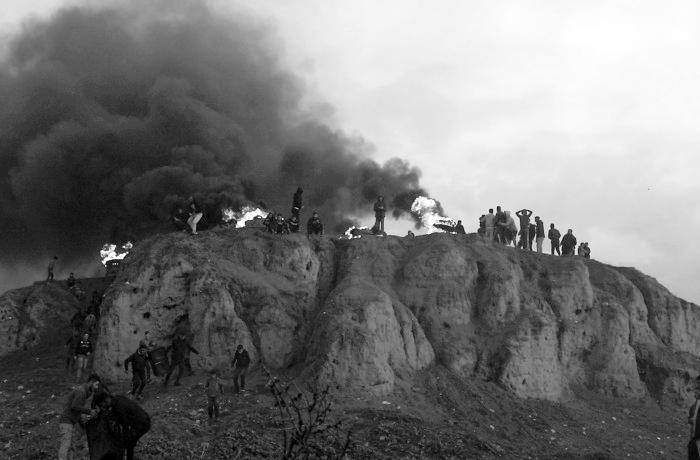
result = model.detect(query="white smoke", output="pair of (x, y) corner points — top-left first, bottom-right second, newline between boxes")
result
(222, 206), (268, 228)
(100, 241), (133, 266)
(410, 196), (455, 233)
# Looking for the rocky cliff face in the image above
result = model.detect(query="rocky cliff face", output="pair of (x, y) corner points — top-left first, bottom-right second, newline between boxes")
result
(5, 228), (700, 404)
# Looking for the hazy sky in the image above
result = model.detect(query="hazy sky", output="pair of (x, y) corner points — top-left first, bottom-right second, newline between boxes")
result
(3, 0), (700, 303)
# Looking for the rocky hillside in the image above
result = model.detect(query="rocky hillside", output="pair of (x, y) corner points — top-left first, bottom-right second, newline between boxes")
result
(70, 227), (700, 404)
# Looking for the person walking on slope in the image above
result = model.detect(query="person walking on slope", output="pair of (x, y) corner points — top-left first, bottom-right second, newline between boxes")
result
(291, 187), (303, 219)
(561, 229), (577, 256)
(47, 256), (58, 281)
(231, 344), (251, 394)
(515, 209), (533, 250)
(373, 196), (386, 233)
(74, 332), (93, 383)
(164, 333), (199, 387)
(186, 197), (204, 235)
(205, 369), (224, 423)
(124, 346), (152, 399)
(58, 373), (101, 460)
(534, 216), (545, 253)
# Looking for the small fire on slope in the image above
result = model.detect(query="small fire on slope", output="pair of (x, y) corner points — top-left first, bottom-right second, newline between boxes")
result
(344, 226), (370, 239)
(410, 196), (455, 233)
(222, 206), (267, 228)
(100, 242), (133, 266)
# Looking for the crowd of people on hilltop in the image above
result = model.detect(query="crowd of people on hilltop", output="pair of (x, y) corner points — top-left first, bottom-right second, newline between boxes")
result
(262, 188), (325, 236)
(475, 206), (592, 258)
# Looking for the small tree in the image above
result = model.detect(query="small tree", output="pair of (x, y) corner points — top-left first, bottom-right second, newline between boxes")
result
(263, 366), (351, 459)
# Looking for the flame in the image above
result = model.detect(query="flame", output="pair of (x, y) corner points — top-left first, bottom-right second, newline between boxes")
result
(410, 196), (455, 233)
(100, 241), (133, 266)
(344, 226), (369, 239)
(222, 206), (268, 228)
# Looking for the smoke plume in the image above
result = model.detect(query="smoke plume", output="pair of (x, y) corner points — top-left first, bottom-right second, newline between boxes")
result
(0, 1), (431, 280)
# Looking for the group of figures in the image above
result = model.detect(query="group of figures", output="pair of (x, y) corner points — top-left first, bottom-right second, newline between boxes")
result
(262, 187), (324, 236)
(477, 206), (591, 257)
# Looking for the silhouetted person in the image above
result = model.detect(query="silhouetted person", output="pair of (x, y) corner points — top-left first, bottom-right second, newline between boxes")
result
(171, 207), (189, 231)
(528, 223), (536, 250)
(583, 242), (591, 259)
(548, 224), (561, 256)
(273, 213), (289, 234)
(307, 211), (323, 236)
(455, 220), (466, 234)
(494, 206), (506, 243)
(291, 187), (303, 218)
(231, 344), (251, 393)
(48, 256), (58, 281)
(477, 216), (485, 236)
(498, 211), (517, 246)
(484, 209), (495, 240)
(88, 392), (151, 460)
(577, 243), (585, 256)
(406, 230), (415, 238)
(124, 346), (152, 399)
(373, 196), (386, 233)
(535, 216), (545, 253)
(65, 331), (81, 371)
(515, 209), (533, 250)
(164, 333), (199, 386)
(67, 272), (76, 288)
(263, 212), (275, 233)
(561, 229), (577, 256)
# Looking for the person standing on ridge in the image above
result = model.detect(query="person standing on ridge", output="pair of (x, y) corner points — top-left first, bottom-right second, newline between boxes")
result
(535, 216), (545, 253)
(528, 222), (536, 250)
(291, 187), (303, 219)
(583, 242), (591, 259)
(373, 196), (386, 233)
(231, 344), (251, 394)
(124, 345), (152, 400)
(455, 220), (466, 234)
(58, 373), (101, 460)
(163, 333), (199, 387)
(494, 206), (506, 243)
(287, 215), (300, 233)
(47, 256), (58, 281)
(561, 229), (577, 256)
(548, 223), (561, 255)
(484, 209), (495, 240)
(515, 209), (533, 250)
(307, 211), (324, 236)
(187, 196), (203, 235)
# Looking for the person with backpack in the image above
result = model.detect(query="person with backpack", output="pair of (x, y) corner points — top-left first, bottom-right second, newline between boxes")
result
(548, 223), (561, 256)
(231, 344), (251, 394)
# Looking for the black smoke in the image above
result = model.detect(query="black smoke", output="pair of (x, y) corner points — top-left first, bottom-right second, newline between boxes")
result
(0, 1), (430, 271)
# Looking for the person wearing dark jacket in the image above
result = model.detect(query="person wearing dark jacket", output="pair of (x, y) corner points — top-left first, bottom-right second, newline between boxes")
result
(528, 223), (536, 250)
(88, 392), (151, 460)
(548, 224), (561, 256)
(455, 220), (466, 234)
(75, 333), (93, 382)
(58, 374), (101, 460)
(535, 216), (545, 253)
(287, 215), (300, 233)
(307, 211), (323, 236)
(494, 206), (506, 243)
(274, 213), (289, 234)
(65, 332), (81, 371)
(231, 344), (251, 393)
(263, 212), (275, 233)
(291, 187), (303, 218)
(124, 346), (152, 399)
(515, 209), (533, 250)
(163, 334), (199, 386)
(561, 229), (577, 256)
(373, 196), (386, 233)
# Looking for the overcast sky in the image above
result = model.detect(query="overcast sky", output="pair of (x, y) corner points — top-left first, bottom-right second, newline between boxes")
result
(3, 0), (700, 303)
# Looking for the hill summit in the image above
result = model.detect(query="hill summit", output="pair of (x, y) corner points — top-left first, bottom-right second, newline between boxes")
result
(77, 227), (700, 404)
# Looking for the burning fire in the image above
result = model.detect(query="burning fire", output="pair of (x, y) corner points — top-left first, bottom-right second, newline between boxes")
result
(100, 241), (133, 266)
(410, 196), (455, 233)
(222, 206), (267, 228)
(344, 226), (369, 239)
